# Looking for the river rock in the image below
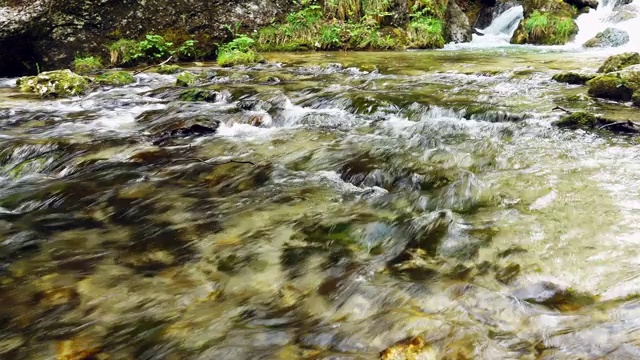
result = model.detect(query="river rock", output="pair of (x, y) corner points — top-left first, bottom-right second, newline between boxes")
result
(445, 0), (472, 43)
(633, 91), (640, 107)
(16, 69), (89, 98)
(588, 66), (640, 101)
(380, 336), (436, 360)
(513, 281), (595, 310)
(584, 28), (630, 48)
(179, 88), (221, 102)
(597, 52), (640, 73)
(606, 4), (637, 23)
(564, 0), (599, 9)
(552, 72), (596, 84)
(156, 65), (182, 75)
(94, 71), (135, 86)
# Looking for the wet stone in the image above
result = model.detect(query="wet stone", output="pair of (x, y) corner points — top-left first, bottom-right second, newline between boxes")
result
(512, 281), (596, 311)
(495, 263), (521, 284)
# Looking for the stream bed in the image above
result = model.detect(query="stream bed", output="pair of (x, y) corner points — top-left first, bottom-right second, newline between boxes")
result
(1, 48), (640, 359)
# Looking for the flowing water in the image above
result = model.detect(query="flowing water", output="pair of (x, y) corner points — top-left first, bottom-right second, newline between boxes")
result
(573, 0), (640, 50)
(2, 43), (640, 359)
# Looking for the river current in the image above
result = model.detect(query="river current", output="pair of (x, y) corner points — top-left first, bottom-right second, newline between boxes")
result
(1, 43), (640, 359)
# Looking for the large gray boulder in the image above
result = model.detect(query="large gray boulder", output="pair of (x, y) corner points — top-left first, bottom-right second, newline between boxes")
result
(584, 28), (630, 48)
(445, 0), (472, 43)
(0, 0), (296, 76)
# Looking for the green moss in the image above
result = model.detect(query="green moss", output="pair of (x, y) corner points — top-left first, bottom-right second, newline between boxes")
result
(633, 91), (640, 107)
(176, 71), (197, 87)
(587, 75), (634, 101)
(156, 65), (182, 75)
(178, 88), (219, 102)
(18, 70), (90, 98)
(74, 56), (103, 74)
(597, 52), (640, 73)
(552, 72), (596, 85)
(554, 112), (598, 129)
(95, 71), (135, 86)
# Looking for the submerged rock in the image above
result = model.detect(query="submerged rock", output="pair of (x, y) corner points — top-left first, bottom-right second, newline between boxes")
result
(513, 281), (596, 310)
(380, 336), (436, 360)
(156, 64), (182, 75)
(584, 28), (630, 48)
(176, 71), (198, 87)
(152, 122), (220, 146)
(94, 71), (135, 86)
(178, 88), (220, 102)
(17, 70), (89, 98)
(597, 52), (640, 73)
(552, 72), (596, 85)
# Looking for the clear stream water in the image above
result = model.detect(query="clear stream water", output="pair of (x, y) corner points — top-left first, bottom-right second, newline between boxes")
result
(1, 9), (640, 360)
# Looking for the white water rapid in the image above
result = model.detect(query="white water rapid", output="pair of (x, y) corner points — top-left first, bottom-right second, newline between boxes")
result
(572, 0), (640, 50)
(469, 5), (524, 46)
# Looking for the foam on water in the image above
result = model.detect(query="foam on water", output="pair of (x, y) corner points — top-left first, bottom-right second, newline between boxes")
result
(572, 0), (640, 50)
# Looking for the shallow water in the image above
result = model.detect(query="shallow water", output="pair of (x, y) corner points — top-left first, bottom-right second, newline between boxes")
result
(1, 47), (640, 359)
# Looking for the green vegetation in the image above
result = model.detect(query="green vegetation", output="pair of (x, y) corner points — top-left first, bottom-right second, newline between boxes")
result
(95, 71), (135, 86)
(74, 56), (103, 74)
(256, 0), (446, 51)
(107, 35), (202, 66)
(518, 11), (577, 45)
(217, 35), (260, 67)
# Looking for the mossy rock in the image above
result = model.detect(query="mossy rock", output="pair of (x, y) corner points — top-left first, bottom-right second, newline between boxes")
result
(95, 71), (135, 86)
(552, 72), (596, 85)
(587, 75), (634, 101)
(176, 71), (197, 87)
(633, 91), (640, 107)
(17, 70), (90, 98)
(511, 0), (578, 45)
(178, 88), (219, 102)
(597, 52), (640, 73)
(554, 112), (598, 129)
(156, 65), (182, 75)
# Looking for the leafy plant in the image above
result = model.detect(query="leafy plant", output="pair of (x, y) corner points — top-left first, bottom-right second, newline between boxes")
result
(136, 34), (174, 60)
(176, 39), (199, 60)
(74, 56), (103, 74)
(108, 39), (139, 65)
(524, 11), (548, 40)
(407, 16), (444, 48)
(217, 35), (260, 67)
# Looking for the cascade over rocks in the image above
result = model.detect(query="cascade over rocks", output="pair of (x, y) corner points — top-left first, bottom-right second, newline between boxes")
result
(0, 0), (297, 76)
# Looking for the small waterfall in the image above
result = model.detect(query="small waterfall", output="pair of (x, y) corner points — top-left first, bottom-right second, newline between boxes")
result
(572, 0), (640, 49)
(470, 6), (524, 46)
